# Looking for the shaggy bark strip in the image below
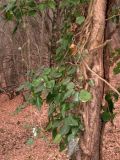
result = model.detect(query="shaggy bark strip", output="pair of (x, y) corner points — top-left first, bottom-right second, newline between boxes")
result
(75, 0), (107, 160)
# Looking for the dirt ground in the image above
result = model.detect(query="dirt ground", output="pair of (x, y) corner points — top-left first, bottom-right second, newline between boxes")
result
(102, 99), (120, 160)
(0, 92), (120, 160)
(0, 94), (68, 160)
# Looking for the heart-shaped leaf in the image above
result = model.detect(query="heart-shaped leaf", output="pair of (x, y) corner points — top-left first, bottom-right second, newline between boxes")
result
(79, 89), (92, 102)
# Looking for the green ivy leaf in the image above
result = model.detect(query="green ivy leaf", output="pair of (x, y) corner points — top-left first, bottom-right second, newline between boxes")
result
(47, 0), (56, 9)
(37, 3), (47, 11)
(26, 138), (34, 145)
(28, 0), (36, 8)
(36, 96), (43, 110)
(46, 92), (56, 103)
(44, 68), (51, 75)
(73, 92), (80, 102)
(67, 134), (75, 142)
(34, 85), (45, 93)
(105, 93), (114, 113)
(52, 72), (62, 78)
(63, 89), (74, 100)
(113, 61), (120, 74)
(60, 125), (70, 135)
(54, 134), (62, 144)
(60, 142), (66, 151)
(46, 121), (52, 130)
(76, 16), (85, 25)
(28, 10), (36, 16)
(67, 66), (76, 75)
(5, 11), (14, 21)
(101, 111), (111, 122)
(52, 120), (62, 129)
(61, 103), (70, 118)
(64, 116), (78, 126)
(46, 80), (55, 89)
(67, 82), (75, 90)
(61, 78), (71, 85)
(48, 103), (56, 116)
(71, 128), (79, 136)
(79, 89), (92, 102)
(52, 128), (57, 139)
(14, 8), (23, 19)
(32, 78), (42, 87)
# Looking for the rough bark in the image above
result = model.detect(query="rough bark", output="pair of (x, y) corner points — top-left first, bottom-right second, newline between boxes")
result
(0, 9), (52, 90)
(74, 1), (107, 160)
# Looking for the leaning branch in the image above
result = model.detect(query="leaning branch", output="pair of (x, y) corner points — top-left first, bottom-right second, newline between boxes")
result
(106, 13), (120, 21)
(83, 59), (120, 96)
(89, 39), (112, 53)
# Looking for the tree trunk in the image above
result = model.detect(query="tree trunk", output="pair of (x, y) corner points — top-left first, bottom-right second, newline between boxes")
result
(74, 0), (107, 159)
(0, 6), (52, 90)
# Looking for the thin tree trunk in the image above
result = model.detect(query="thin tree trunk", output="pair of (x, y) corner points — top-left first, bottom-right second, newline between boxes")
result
(74, 1), (107, 160)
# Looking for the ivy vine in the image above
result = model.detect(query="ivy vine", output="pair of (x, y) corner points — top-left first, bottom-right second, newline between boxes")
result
(1, 0), (120, 153)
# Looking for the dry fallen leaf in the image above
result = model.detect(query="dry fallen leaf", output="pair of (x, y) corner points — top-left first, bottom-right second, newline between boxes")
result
(70, 43), (78, 56)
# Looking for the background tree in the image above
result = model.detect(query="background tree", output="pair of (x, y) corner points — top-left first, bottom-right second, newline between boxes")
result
(0, 0), (52, 92)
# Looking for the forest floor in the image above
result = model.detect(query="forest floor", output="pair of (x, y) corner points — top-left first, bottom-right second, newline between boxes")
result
(0, 88), (120, 160)
(0, 94), (68, 160)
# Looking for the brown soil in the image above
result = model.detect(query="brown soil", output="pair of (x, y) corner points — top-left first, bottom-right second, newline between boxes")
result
(0, 94), (68, 160)
(102, 99), (120, 160)
(102, 73), (120, 160)
(0, 91), (120, 160)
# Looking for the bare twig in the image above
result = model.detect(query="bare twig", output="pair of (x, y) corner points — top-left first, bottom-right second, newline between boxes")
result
(106, 13), (120, 21)
(83, 59), (120, 96)
(89, 39), (112, 53)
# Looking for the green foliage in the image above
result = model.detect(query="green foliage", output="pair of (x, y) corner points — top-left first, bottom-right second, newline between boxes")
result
(18, 64), (91, 148)
(1, 0), (86, 36)
(110, 48), (120, 74)
(79, 89), (92, 102)
(38, 0), (56, 10)
(113, 61), (120, 75)
(109, 7), (120, 23)
(26, 138), (34, 145)
(60, 0), (88, 7)
(76, 16), (85, 25)
(1, 0), (56, 33)
(111, 48), (120, 61)
(101, 93), (116, 122)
